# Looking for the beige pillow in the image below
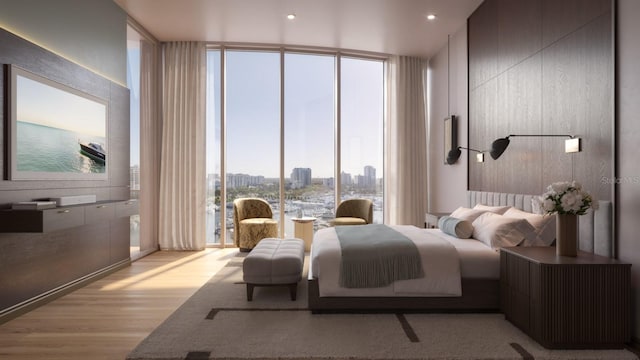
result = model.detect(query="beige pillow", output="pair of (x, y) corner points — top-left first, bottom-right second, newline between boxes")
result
(473, 203), (511, 215)
(471, 212), (537, 249)
(449, 206), (487, 223)
(503, 207), (556, 246)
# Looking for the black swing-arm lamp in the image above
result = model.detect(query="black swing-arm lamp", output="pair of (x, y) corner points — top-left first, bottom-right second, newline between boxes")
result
(490, 134), (581, 160)
(446, 146), (486, 165)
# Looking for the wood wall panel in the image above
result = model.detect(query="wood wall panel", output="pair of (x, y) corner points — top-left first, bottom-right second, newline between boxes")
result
(496, 53), (543, 193)
(542, 0), (612, 48)
(542, 13), (613, 202)
(468, 0), (613, 201)
(497, 0), (542, 73)
(0, 28), (131, 315)
(468, 0), (498, 90)
(469, 78), (498, 191)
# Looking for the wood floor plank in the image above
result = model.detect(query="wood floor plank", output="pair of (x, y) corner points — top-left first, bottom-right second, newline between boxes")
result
(0, 248), (238, 360)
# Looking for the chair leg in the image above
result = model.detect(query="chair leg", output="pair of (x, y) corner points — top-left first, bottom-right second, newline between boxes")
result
(246, 284), (254, 301)
(288, 283), (297, 301)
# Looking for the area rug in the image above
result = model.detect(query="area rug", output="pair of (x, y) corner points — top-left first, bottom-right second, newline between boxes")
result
(127, 252), (638, 360)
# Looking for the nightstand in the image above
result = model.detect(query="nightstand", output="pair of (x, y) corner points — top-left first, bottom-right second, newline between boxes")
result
(500, 247), (631, 349)
(424, 212), (449, 228)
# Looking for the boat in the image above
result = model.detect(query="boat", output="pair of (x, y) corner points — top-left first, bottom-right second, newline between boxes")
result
(79, 142), (106, 163)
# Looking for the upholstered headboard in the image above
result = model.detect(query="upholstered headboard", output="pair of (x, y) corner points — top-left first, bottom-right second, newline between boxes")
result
(467, 191), (614, 258)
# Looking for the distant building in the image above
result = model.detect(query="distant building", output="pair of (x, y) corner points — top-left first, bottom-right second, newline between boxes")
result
(290, 167), (312, 189)
(364, 165), (376, 189)
(323, 177), (335, 189)
(226, 173), (265, 188)
(341, 171), (352, 186)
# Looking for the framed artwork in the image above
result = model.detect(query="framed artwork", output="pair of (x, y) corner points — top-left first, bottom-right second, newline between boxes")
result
(444, 115), (457, 165)
(7, 65), (108, 180)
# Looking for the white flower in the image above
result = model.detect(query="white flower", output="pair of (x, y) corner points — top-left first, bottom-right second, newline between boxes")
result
(561, 191), (582, 212)
(538, 180), (594, 216)
(542, 198), (555, 212)
(550, 181), (570, 194)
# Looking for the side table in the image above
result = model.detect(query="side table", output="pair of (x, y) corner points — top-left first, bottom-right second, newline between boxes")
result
(291, 216), (316, 251)
(500, 246), (631, 349)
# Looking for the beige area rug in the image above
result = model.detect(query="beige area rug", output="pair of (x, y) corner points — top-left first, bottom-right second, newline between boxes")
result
(127, 252), (638, 360)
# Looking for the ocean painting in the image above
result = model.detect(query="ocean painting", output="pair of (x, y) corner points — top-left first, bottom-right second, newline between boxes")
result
(10, 66), (107, 180)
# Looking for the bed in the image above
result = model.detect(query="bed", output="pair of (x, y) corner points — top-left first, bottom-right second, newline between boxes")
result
(307, 191), (613, 313)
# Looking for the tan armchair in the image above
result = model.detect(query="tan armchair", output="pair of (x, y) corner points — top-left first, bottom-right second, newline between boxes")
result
(233, 198), (278, 251)
(330, 198), (373, 226)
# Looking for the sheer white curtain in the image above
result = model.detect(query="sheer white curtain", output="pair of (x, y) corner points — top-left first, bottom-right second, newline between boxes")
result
(385, 56), (429, 227)
(158, 42), (206, 250)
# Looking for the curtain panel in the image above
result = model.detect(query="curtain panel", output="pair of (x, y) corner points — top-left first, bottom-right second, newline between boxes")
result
(385, 56), (429, 227)
(158, 41), (206, 250)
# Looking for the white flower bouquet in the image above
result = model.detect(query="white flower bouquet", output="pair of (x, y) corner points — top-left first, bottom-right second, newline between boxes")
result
(533, 181), (597, 215)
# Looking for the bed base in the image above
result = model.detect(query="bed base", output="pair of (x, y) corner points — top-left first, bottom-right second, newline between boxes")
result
(308, 278), (499, 314)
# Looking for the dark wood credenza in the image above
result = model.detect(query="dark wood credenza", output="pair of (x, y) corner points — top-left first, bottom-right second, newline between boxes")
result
(0, 200), (138, 322)
(500, 247), (631, 349)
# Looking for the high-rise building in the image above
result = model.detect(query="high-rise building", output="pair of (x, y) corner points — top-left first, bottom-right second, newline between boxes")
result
(364, 165), (376, 188)
(290, 167), (312, 189)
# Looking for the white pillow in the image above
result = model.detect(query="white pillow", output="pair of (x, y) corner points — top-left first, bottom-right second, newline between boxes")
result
(471, 212), (537, 250)
(473, 203), (511, 215)
(503, 207), (556, 246)
(449, 206), (487, 222)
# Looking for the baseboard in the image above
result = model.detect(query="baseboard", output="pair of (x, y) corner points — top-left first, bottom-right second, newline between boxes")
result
(625, 336), (640, 357)
(0, 258), (131, 325)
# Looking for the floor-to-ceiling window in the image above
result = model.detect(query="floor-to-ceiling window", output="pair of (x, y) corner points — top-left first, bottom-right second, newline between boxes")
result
(205, 50), (222, 245)
(224, 50), (281, 244)
(340, 57), (384, 223)
(205, 48), (385, 246)
(284, 53), (335, 234)
(126, 24), (142, 256)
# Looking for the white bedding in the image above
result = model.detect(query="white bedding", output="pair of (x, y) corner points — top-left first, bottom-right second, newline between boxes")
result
(310, 225), (468, 297)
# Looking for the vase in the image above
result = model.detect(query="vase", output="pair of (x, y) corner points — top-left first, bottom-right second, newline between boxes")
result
(556, 213), (578, 257)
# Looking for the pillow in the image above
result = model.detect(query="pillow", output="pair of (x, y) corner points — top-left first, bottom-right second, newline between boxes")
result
(471, 212), (537, 250)
(438, 216), (474, 239)
(473, 203), (511, 215)
(503, 207), (556, 246)
(449, 206), (487, 222)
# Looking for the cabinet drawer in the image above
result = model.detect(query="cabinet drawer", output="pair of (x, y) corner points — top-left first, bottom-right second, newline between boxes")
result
(84, 203), (116, 224)
(42, 207), (84, 232)
(116, 200), (139, 218)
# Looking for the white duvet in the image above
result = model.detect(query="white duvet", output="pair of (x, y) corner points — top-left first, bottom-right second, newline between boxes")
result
(309, 225), (462, 297)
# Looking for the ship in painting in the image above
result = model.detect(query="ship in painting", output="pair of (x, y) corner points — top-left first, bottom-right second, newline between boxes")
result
(79, 141), (106, 163)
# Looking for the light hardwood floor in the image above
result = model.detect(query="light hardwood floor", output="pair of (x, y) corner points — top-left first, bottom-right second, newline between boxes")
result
(0, 248), (239, 360)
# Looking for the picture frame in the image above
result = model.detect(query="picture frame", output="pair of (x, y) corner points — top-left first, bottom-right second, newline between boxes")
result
(6, 65), (108, 180)
(444, 115), (457, 165)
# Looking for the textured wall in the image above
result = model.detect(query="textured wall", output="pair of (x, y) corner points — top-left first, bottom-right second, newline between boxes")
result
(467, 0), (613, 203)
(0, 27), (130, 316)
(0, 0), (127, 85)
(616, 0), (640, 344)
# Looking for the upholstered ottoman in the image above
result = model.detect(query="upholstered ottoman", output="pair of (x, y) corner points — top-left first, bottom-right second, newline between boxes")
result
(242, 238), (305, 301)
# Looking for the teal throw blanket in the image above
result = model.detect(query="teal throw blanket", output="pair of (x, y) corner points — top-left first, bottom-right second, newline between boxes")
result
(335, 224), (424, 288)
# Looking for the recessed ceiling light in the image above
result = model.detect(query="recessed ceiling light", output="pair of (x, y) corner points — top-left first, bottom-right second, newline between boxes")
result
(427, 14), (437, 20)
(287, 14), (296, 20)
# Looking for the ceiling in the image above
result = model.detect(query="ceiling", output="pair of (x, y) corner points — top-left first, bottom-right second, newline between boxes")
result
(114, 0), (483, 59)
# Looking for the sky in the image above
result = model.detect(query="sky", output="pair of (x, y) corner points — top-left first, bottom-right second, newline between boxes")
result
(128, 47), (384, 179)
(16, 71), (107, 138)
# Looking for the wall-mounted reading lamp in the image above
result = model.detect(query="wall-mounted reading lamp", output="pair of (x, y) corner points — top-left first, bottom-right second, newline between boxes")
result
(446, 146), (486, 165)
(490, 134), (582, 160)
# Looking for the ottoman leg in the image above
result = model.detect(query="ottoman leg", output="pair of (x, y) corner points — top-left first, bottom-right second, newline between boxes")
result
(247, 283), (254, 301)
(288, 283), (297, 301)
